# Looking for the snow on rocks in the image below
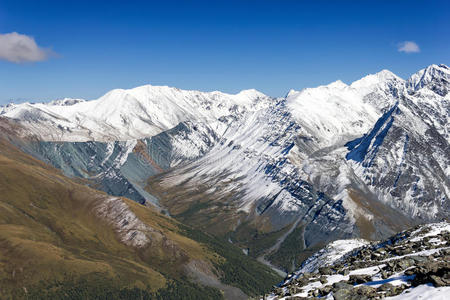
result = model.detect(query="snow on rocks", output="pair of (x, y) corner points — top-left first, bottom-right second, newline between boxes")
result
(409, 222), (450, 242)
(385, 284), (450, 300)
(294, 239), (369, 275)
(262, 222), (450, 299)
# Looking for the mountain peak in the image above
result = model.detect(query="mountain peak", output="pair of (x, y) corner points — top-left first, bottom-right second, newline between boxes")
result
(375, 69), (403, 82)
(326, 80), (348, 89)
(98, 84), (267, 102)
(350, 69), (403, 91)
(407, 63), (450, 96)
(288, 80), (348, 97)
(235, 88), (268, 100)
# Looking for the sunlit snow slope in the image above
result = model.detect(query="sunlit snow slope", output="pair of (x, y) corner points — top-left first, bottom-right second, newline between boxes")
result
(0, 86), (269, 141)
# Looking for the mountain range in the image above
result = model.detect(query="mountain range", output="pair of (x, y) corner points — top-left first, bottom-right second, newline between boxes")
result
(0, 63), (448, 298)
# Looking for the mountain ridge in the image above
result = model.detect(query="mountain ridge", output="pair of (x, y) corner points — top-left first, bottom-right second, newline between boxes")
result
(0, 66), (431, 143)
(1, 64), (448, 275)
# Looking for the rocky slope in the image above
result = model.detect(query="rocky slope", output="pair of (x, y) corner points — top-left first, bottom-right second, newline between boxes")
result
(1, 64), (448, 274)
(263, 222), (450, 299)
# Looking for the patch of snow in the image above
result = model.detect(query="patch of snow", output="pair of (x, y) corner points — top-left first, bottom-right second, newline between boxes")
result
(410, 222), (450, 242)
(295, 239), (369, 275)
(385, 283), (450, 300)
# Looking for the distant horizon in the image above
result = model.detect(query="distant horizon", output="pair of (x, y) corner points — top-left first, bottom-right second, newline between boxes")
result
(1, 62), (447, 105)
(1, 0), (449, 104)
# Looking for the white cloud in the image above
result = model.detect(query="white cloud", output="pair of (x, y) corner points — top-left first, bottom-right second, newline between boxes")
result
(0, 32), (54, 63)
(397, 41), (420, 53)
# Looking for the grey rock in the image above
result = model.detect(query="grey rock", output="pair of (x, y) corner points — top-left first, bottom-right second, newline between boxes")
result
(349, 274), (372, 284)
(332, 281), (354, 292)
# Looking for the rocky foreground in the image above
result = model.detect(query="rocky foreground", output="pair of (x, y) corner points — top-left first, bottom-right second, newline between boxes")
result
(260, 222), (450, 299)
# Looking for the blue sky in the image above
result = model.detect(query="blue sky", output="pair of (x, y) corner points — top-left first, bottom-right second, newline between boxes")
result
(0, 0), (449, 104)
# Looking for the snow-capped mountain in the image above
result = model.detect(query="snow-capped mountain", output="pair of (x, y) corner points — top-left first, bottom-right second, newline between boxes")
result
(0, 86), (270, 141)
(407, 63), (450, 96)
(286, 80), (380, 147)
(2, 64), (448, 274)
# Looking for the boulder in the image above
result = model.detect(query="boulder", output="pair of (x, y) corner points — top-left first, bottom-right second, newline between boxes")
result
(333, 285), (377, 300)
(430, 275), (447, 287)
(412, 261), (450, 286)
(381, 270), (390, 279)
(354, 285), (377, 297)
(333, 287), (354, 300)
(349, 274), (372, 284)
(319, 267), (333, 275)
(340, 269), (350, 276)
(294, 277), (310, 287)
(288, 285), (303, 295)
(396, 258), (414, 270)
(319, 285), (332, 295)
(377, 283), (407, 297)
(332, 281), (354, 292)
(404, 268), (416, 276)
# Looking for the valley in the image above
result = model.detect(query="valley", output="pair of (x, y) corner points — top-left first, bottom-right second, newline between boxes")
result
(0, 63), (448, 298)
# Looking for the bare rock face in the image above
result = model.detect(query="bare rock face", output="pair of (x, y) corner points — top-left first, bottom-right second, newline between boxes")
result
(95, 196), (161, 248)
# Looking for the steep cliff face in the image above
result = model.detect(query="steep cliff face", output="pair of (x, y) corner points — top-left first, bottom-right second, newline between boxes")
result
(1, 64), (448, 273)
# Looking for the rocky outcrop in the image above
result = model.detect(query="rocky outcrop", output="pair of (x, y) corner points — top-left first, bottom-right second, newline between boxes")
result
(263, 222), (450, 299)
(95, 197), (162, 247)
